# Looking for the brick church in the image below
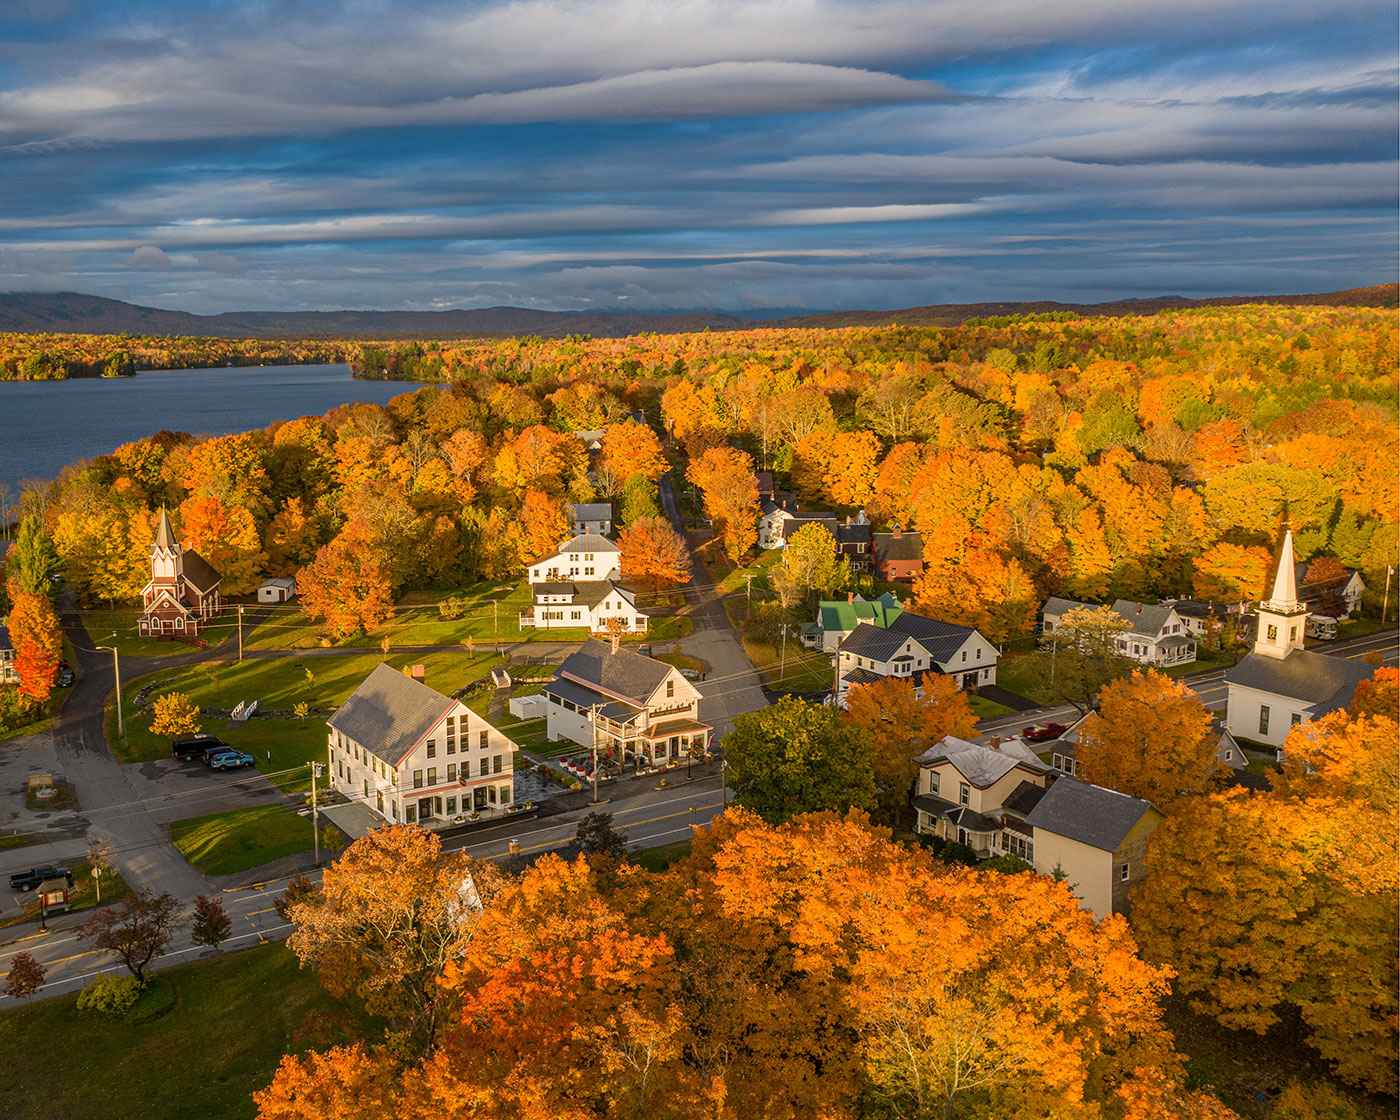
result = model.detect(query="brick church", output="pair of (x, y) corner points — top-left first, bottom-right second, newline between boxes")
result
(138, 508), (224, 639)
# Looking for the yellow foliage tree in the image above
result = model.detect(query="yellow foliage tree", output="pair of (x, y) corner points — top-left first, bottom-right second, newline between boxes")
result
(149, 692), (201, 739)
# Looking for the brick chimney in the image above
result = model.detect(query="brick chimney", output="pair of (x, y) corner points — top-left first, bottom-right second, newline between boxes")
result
(1136, 602), (1142, 614)
(989, 736), (1001, 751)
(610, 632), (621, 654)
(411, 664), (425, 682)
(848, 592), (855, 604)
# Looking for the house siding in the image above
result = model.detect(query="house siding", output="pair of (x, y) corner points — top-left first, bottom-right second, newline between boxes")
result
(1224, 682), (1310, 747)
(1032, 833), (1114, 918)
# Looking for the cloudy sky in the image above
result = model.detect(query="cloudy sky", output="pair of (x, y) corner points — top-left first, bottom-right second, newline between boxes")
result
(0, 0), (1393, 314)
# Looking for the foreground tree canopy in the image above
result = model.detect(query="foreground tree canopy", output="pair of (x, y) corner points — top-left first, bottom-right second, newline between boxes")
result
(19, 307), (1394, 641)
(259, 812), (1231, 1120)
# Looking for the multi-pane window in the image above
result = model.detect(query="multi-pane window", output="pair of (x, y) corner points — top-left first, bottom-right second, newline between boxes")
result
(427, 767), (436, 786)
(446, 716), (456, 753)
(1120, 863), (1130, 882)
(1259, 706), (1270, 735)
(493, 754), (503, 774)
(959, 783), (970, 806)
(479, 730), (489, 749)
(426, 740), (436, 759)
(480, 758), (490, 777)
(414, 770), (424, 789)
(448, 764), (457, 781)
(446, 796), (457, 814)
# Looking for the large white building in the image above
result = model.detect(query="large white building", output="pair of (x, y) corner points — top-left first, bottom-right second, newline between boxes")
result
(328, 664), (514, 827)
(527, 532), (621, 584)
(1042, 597), (1196, 667)
(1223, 531), (1372, 748)
(521, 579), (647, 633)
(836, 610), (999, 704)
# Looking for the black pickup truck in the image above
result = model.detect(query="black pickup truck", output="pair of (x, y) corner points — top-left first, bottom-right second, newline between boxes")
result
(9, 866), (73, 892)
(172, 734), (230, 760)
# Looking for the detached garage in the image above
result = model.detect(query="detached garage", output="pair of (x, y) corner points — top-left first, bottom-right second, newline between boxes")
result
(257, 577), (296, 603)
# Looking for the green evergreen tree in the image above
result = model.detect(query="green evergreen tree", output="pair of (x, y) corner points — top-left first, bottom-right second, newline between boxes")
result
(1328, 508), (1374, 569)
(9, 514), (60, 596)
(618, 472), (661, 527)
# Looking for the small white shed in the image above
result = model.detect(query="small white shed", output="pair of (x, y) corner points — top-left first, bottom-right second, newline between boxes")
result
(257, 577), (297, 603)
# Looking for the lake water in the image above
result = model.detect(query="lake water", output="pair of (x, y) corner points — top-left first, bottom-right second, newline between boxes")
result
(0, 364), (427, 502)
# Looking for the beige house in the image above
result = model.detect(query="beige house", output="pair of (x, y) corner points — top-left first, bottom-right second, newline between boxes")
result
(1025, 779), (1164, 918)
(328, 664), (514, 828)
(912, 735), (1049, 855)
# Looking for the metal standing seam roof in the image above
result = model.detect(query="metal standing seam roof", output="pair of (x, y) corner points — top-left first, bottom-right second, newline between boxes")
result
(557, 532), (619, 555)
(1024, 778), (1159, 852)
(914, 734), (1049, 788)
(328, 663), (458, 769)
(180, 549), (222, 593)
(1224, 649), (1372, 712)
(556, 637), (677, 705)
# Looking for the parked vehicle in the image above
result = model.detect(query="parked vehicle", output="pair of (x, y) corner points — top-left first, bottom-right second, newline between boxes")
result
(9, 865), (73, 892)
(207, 749), (255, 770)
(57, 670), (75, 687)
(1305, 615), (1338, 640)
(172, 734), (228, 759)
(1022, 722), (1068, 742)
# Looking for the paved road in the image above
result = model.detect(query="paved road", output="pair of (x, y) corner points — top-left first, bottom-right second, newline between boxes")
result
(0, 771), (729, 1001)
(973, 628), (1398, 739)
(657, 470), (770, 743)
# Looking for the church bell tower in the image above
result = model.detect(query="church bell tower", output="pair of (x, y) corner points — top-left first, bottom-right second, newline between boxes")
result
(1253, 529), (1308, 661)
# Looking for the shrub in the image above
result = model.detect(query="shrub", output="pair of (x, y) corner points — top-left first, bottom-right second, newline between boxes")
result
(0, 686), (43, 735)
(125, 975), (177, 1024)
(77, 972), (140, 1015)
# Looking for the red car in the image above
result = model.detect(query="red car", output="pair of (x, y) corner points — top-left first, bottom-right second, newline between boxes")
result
(1022, 722), (1068, 742)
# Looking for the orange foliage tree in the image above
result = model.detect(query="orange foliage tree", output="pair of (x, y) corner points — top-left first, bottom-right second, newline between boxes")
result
(842, 675), (976, 826)
(685, 445), (758, 563)
(1074, 670), (1224, 811)
(179, 495), (267, 596)
(598, 420), (668, 484)
(296, 520), (393, 640)
(8, 591), (61, 701)
(618, 516), (692, 593)
(517, 489), (569, 566)
(1133, 710), (1399, 1093)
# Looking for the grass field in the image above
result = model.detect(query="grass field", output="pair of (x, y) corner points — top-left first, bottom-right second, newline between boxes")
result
(75, 605), (241, 659)
(741, 634), (833, 692)
(0, 943), (371, 1120)
(170, 804), (317, 876)
(969, 695), (1014, 718)
(628, 838), (693, 872)
(109, 650), (499, 792)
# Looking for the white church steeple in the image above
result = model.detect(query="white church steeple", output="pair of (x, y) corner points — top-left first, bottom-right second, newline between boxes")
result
(1253, 529), (1307, 660)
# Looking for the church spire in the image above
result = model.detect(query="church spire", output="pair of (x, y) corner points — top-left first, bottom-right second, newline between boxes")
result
(1263, 528), (1298, 611)
(154, 507), (176, 551)
(1253, 528), (1307, 660)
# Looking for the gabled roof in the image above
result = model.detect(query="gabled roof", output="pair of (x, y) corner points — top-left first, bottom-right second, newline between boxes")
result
(839, 611), (982, 667)
(557, 638), (675, 705)
(1002, 780), (1048, 818)
(874, 530), (923, 562)
(915, 734), (1049, 788)
(818, 592), (903, 635)
(1109, 599), (1177, 637)
(329, 663), (457, 768)
(1025, 778), (1160, 852)
(0, 624), (11, 651)
(1224, 648), (1371, 715)
(760, 494), (799, 517)
(1295, 559), (1360, 594)
(782, 515), (838, 540)
(180, 549), (221, 593)
(837, 522), (872, 545)
(1042, 595), (1090, 617)
(557, 532), (619, 555)
(569, 503), (613, 521)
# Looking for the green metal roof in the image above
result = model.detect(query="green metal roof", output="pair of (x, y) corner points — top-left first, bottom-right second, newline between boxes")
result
(818, 592), (903, 634)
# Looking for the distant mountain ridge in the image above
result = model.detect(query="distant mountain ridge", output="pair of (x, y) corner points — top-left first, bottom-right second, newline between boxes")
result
(0, 285), (1392, 339)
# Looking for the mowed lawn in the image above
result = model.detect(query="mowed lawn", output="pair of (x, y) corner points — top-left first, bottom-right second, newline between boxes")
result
(110, 650), (500, 792)
(0, 944), (372, 1120)
(75, 605), (241, 659)
(171, 804), (316, 876)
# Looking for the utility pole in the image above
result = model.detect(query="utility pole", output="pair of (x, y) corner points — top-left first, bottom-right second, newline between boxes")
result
(1383, 565), (1394, 625)
(746, 573), (753, 600)
(237, 604), (244, 662)
(590, 704), (601, 804)
(778, 624), (788, 683)
(96, 635), (123, 740)
(493, 599), (500, 655)
(311, 762), (323, 866)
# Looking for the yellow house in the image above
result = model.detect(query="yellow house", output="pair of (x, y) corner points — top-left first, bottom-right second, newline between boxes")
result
(1025, 779), (1164, 919)
(912, 735), (1049, 855)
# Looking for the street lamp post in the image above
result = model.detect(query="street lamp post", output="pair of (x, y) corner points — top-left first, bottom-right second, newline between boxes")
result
(311, 762), (324, 867)
(95, 635), (123, 740)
